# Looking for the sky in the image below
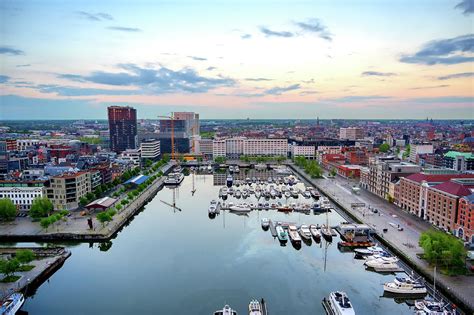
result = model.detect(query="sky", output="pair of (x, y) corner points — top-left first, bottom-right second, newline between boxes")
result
(0, 0), (473, 119)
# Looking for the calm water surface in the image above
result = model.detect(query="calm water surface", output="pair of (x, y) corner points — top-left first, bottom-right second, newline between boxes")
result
(16, 172), (416, 314)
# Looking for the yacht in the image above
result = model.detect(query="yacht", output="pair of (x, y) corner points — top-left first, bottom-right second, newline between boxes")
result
(209, 200), (220, 215)
(276, 225), (288, 244)
(230, 203), (252, 213)
(164, 172), (184, 185)
(365, 254), (398, 263)
(207, 164), (213, 172)
(365, 257), (401, 271)
(234, 166), (240, 173)
(298, 224), (312, 240)
(322, 291), (356, 315)
(354, 246), (385, 256)
(214, 304), (238, 315)
(384, 277), (427, 296)
(226, 175), (233, 187)
(303, 191), (311, 199)
(321, 225), (333, 242)
(319, 197), (331, 209)
(284, 191), (291, 199)
(248, 299), (263, 315)
(288, 225), (302, 244)
(415, 299), (453, 315)
(0, 292), (25, 315)
(229, 165), (235, 173)
(235, 190), (242, 198)
(242, 190), (249, 199)
(261, 218), (270, 229)
(221, 187), (228, 198)
(228, 187), (235, 195)
(309, 224), (321, 241)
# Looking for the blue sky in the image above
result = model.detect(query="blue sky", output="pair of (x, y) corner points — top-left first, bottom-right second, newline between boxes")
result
(0, 0), (473, 119)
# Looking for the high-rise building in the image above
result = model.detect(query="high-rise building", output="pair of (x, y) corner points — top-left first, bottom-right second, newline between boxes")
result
(339, 127), (365, 140)
(108, 106), (137, 153)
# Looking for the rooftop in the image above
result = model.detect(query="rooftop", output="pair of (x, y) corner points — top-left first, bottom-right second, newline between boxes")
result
(432, 181), (474, 197)
(405, 173), (474, 184)
(444, 151), (473, 159)
(124, 174), (149, 185)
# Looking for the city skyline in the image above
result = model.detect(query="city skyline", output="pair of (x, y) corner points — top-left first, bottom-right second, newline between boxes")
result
(1, 0), (473, 119)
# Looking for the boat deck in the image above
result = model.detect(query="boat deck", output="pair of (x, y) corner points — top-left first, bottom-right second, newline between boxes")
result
(321, 298), (336, 315)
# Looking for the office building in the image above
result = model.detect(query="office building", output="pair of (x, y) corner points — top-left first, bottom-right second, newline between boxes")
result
(45, 171), (91, 210)
(140, 139), (161, 161)
(108, 106), (137, 153)
(339, 127), (365, 140)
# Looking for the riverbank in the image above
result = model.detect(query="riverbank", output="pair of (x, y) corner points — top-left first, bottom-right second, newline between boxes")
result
(0, 162), (175, 242)
(288, 163), (474, 314)
(0, 247), (71, 300)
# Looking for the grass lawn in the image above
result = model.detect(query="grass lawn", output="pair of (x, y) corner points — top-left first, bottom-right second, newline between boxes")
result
(18, 265), (35, 272)
(1, 275), (21, 283)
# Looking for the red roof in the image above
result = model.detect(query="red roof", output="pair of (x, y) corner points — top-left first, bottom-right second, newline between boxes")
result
(405, 173), (474, 184)
(324, 154), (345, 161)
(432, 181), (474, 197)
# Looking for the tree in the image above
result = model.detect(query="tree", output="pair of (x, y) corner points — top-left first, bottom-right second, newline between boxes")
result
(403, 144), (411, 159)
(215, 156), (226, 164)
(379, 143), (390, 153)
(330, 168), (337, 177)
(79, 196), (88, 207)
(0, 198), (17, 221)
(0, 258), (20, 280)
(16, 249), (35, 265)
(30, 197), (53, 219)
(96, 212), (112, 227)
(419, 229), (467, 274)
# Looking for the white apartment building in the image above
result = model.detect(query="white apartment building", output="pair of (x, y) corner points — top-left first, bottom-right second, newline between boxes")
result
(17, 139), (40, 151)
(212, 140), (226, 158)
(409, 144), (434, 163)
(140, 139), (161, 160)
(226, 137), (245, 158)
(243, 139), (288, 156)
(120, 149), (141, 167)
(291, 145), (315, 159)
(0, 181), (45, 211)
(339, 127), (365, 140)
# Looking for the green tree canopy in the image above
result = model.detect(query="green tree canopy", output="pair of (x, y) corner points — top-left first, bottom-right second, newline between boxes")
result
(0, 258), (20, 279)
(379, 143), (390, 153)
(0, 198), (17, 221)
(30, 197), (54, 219)
(16, 249), (35, 265)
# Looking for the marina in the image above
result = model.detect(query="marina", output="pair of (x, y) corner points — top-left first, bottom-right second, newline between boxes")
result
(5, 168), (462, 314)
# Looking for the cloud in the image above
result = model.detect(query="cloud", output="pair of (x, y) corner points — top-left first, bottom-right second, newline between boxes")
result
(301, 78), (315, 84)
(400, 34), (474, 65)
(59, 63), (235, 94)
(107, 26), (141, 32)
(294, 19), (332, 41)
(259, 26), (294, 38)
(244, 77), (273, 82)
(455, 0), (474, 14)
(16, 64), (30, 67)
(241, 34), (252, 39)
(411, 96), (473, 103)
(264, 84), (300, 95)
(0, 75), (10, 83)
(76, 11), (114, 21)
(187, 56), (207, 61)
(361, 71), (397, 77)
(328, 95), (392, 102)
(409, 85), (450, 90)
(36, 84), (137, 96)
(206, 66), (217, 71)
(299, 90), (318, 96)
(0, 46), (24, 55)
(438, 72), (474, 80)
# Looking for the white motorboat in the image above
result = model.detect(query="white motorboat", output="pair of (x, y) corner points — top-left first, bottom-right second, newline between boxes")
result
(1, 292), (25, 315)
(298, 224), (312, 240)
(303, 191), (311, 199)
(248, 299), (263, 315)
(229, 165), (234, 173)
(288, 225), (302, 244)
(207, 165), (212, 172)
(415, 298), (452, 315)
(323, 291), (355, 315)
(214, 304), (238, 315)
(234, 166), (240, 173)
(284, 191), (291, 198)
(230, 204), (251, 213)
(365, 254), (398, 263)
(221, 187), (228, 197)
(235, 190), (242, 198)
(261, 218), (270, 229)
(354, 246), (385, 256)
(383, 277), (427, 296)
(365, 258), (401, 272)
(228, 187), (235, 195)
(319, 197), (331, 209)
(209, 200), (220, 215)
(164, 172), (184, 185)
(270, 189), (277, 198)
(309, 224), (321, 241)
(242, 190), (249, 199)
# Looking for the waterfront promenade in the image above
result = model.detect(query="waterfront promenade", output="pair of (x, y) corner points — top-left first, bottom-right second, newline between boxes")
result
(0, 162), (175, 241)
(289, 163), (474, 313)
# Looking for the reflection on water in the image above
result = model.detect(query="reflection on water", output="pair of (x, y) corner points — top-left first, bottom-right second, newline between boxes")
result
(17, 172), (417, 315)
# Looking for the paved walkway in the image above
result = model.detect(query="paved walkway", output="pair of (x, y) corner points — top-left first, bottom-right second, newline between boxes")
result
(0, 162), (174, 240)
(290, 164), (474, 313)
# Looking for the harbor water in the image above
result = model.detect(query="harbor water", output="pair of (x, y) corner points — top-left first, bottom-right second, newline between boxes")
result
(16, 171), (420, 314)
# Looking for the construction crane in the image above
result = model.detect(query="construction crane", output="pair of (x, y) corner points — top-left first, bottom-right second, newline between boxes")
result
(158, 114), (176, 160)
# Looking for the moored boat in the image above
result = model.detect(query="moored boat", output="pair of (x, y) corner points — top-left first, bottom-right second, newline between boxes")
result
(309, 224), (321, 241)
(261, 218), (270, 229)
(229, 204), (251, 213)
(226, 175), (233, 187)
(164, 172), (184, 185)
(248, 299), (262, 315)
(322, 291), (355, 315)
(383, 277), (427, 296)
(1, 292), (25, 315)
(214, 304), (238, 315)
(276, 225), (288, 244)
(365, 258), (401, 272)
(288, 225), (302, 244)
(298, 224), (312, 240)
(414, 298), (453, 315)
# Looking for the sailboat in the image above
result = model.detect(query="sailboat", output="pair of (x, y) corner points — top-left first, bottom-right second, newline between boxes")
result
(321, 208), (333, 242)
